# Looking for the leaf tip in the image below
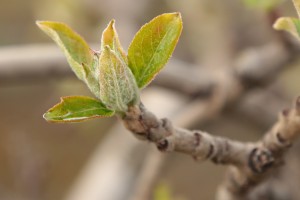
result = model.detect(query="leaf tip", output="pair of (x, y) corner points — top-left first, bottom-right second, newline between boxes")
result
(35, 21), (61, 33)
(103, 19), (116, 33)
(101, 20), (117, 49)
(36, 20), (53, 27)
(173, 12), (181, 18)
(36, 20), (48, 30)
(272, 17), (300, 40)
(35, 20), (42, 26)
(108, 19), (116, 27)
(35, 21), (71, 32)
(103, 44), (112, 52)
(168, 12), (182, 23)
(42, 112), (49, 121)
(273, 18), (285, 30)
(43, 110), (56, 122)
(174, 12), (183, 30)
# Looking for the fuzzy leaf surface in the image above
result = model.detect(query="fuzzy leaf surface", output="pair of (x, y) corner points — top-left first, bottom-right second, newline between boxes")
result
(99, 46), (139, 112)
(43, 96), (114, 122)
(127, 12), (182, 88)
(82, 54), (101, 98)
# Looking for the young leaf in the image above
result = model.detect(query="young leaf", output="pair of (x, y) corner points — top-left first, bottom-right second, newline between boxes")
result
(273, 17), (300, 40)
(82, 54), (101, 98)
(101, 20), (127, 63)
(36, 21), (93, 81)
(43, 96), (114, 123)
(99, 46), (139, 112)
(273, 0), (300, 40)
(127, 12), (182, 88)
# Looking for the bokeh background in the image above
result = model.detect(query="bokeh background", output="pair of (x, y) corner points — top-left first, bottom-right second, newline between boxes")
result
(1, 0), (300, 200)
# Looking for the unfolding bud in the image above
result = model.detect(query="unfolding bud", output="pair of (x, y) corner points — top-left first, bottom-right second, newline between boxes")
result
(99, 46), (139, 113)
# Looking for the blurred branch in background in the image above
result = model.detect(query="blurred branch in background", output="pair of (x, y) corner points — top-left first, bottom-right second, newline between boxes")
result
(0, 45), (69, 84)
(0, 44), (211, 97)
(2, 0), (300, 199)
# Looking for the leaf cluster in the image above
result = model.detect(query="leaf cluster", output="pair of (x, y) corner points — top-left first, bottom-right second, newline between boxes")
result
(37, 13), (182, 122)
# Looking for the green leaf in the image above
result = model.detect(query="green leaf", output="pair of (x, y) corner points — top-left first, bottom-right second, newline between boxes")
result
(127, 12), (183, 88)
(36, 21), (93, 81)
(82, 54), (101, 98)
(43, 96), (114, 123)
(99, 46), (139, 112)
(273, 17), (300, 40)
(36, 21), (102, 98)
(101, 20), (127, 63)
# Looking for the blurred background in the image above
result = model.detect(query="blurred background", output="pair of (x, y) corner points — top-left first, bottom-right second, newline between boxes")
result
(1, 0), (300, 200)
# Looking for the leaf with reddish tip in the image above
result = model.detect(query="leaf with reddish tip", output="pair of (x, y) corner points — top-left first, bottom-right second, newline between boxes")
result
(127, 12), (183, 88)
(99, 46), (139, 112)
(36, 21), (93, 80)
(101, 19), (127, 63)
(43, 96), (114, 123)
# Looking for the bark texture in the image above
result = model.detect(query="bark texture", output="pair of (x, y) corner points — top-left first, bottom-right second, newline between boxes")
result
(122, 97), (300, 200)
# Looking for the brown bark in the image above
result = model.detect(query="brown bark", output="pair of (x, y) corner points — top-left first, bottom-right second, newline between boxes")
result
(121, 96), (300, 200)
